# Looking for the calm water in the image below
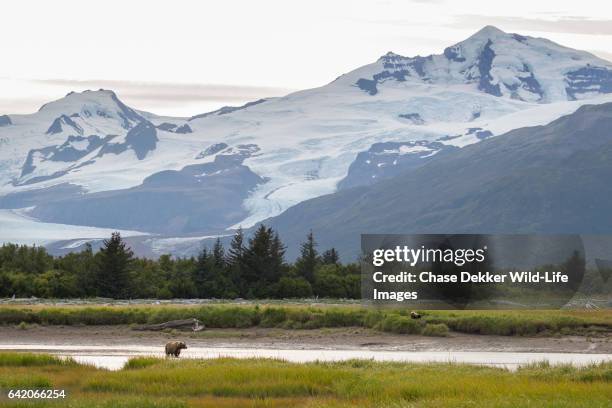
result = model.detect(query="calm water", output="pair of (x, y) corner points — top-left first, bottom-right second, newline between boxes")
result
(1, 344), (610, 371)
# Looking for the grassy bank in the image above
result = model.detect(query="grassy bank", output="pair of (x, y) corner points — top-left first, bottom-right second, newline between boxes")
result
(0, 304), (610, 337)
(0, 353), (610, 407)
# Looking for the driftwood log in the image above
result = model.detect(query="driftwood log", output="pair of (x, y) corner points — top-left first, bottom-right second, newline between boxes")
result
(133, 318), (204, 332)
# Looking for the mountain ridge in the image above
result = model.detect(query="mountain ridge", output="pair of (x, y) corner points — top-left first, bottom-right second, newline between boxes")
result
(263, 101), (612, 260)
(340, 25), (612, 102)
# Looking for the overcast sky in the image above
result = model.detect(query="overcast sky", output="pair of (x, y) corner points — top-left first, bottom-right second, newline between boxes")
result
(2, 0), (612, 117)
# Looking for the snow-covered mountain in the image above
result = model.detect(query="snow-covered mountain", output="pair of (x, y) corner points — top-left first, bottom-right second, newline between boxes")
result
(1, 26), (612, 253)
(348, 25), (612, 102)
(266, 101), (612, 260)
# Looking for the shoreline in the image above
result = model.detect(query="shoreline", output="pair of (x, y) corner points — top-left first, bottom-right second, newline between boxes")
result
(1, 325), (610, 354)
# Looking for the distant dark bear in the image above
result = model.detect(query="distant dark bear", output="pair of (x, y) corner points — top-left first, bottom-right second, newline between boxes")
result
(410, 311), (422, 319)
(165, 341), (187, 357)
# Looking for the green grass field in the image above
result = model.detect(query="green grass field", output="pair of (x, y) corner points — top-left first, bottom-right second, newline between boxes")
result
(0, 353), (610, 407)
(0, 304), (610, 336)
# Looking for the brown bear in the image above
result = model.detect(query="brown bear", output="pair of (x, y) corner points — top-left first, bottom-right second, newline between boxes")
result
(165, 341), (187, 357)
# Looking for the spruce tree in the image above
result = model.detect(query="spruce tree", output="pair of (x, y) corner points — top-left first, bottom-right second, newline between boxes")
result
(76, 243), (96, 296)
(193, 247), (209, 298)
(269, 232), (286, 282)
(295, 231), (319, 283)
(563, 250), (585, 291)
(96, 232), (134, 298)
(212, 238), (225, 269)
(227, 228), (245, 267)
(321, 248), (340, 265)
(243, 224), (273, 296)
(227, 228), (246, 294)
(193, 241), (237, 299)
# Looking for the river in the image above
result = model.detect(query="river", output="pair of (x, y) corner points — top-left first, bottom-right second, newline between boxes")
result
(1, 344), (610, 371)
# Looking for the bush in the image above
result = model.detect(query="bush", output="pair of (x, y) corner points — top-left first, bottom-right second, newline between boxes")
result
(363, 310), (385, 329)
(149, 307), (196, 324)
(313, 265), (348, 298)
(260, 307), (288, 327)
(422, 323), (450, 337)
(275, 277), (313, 298)
(0, 308), (35, 324)
(377, 315), (424, 334)
(196, 306), (259, 328)
(318, 308), (365, 327)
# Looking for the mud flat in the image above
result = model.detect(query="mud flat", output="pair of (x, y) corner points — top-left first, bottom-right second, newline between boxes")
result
(0, 326), (610, 370)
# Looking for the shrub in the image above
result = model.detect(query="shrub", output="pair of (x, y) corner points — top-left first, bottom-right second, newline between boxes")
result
(0, 308), (35, 324)
(313, 266), (348, 298)
(260, 307), (288, 327)
(363, 310), (385, 328)
(377, 315), (424, 334)
(275, 277), (313, 298)
(196, 306), (259, 328)
(422, 323), (450, 337)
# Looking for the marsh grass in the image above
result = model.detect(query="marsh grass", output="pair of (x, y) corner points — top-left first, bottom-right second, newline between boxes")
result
(123, 357), (161, 370)
(518, 361), (612, 382)
(0, 353), (76, 367)
(0, 354), (611, 407)
(0, 305), (609, 337)
(421, 323), (450, 337)
(421, 310), (609, 336)
(374, 315), (424, 334)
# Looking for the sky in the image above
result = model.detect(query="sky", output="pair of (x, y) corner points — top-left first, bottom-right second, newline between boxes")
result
(2, 0), (612, 117)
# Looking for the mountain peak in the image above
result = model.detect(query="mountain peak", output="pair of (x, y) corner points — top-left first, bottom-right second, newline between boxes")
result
(377, 26), (508, 61)
(68, 88), (117, 97)
(356, 26), (612, 102)
(383, 51), (401, 58)
(36, 89), (145, 131)
(39, 89), (120, 113)
(468, 25), (507, 39)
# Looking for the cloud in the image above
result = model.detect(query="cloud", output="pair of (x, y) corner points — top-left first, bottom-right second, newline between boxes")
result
(0, 96), (46, 116)
(450, 15), (612, 36)
(25, 79), (295, 104)
(0, 78), (297, 116)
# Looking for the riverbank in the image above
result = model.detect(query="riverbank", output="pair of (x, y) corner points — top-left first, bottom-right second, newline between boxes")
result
(1, 353), (610, 407)
(1, 304), (611, 337)
(1, 325), (610, 354)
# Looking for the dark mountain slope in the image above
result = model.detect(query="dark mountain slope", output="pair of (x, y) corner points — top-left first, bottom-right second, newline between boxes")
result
(265, 102), (612, 260)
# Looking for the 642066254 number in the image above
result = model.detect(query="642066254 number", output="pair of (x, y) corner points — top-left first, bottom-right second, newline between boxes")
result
(7, 389), (66, 399)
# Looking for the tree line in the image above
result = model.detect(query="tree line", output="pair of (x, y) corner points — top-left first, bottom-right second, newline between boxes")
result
(0, 226), (360, 299)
